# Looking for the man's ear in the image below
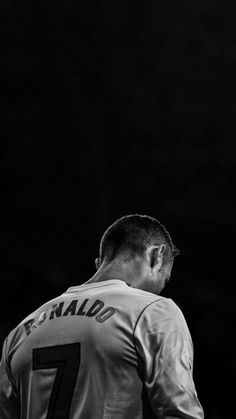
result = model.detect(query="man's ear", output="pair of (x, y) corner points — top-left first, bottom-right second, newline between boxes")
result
(150, 244), (166, 269)
(95, 258), (101, 270)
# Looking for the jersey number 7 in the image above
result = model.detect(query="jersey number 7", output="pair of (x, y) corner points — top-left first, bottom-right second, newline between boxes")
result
(33, 343), (81, 419)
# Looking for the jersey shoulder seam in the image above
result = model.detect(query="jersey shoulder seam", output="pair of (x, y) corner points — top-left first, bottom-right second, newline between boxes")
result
(132, 297), (165, 341)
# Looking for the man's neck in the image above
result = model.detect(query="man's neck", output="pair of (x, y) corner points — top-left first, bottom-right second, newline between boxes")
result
(85, 260), (137, 286)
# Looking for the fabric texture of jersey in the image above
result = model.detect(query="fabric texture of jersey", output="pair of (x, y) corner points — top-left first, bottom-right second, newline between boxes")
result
(0, 279), (204, 418)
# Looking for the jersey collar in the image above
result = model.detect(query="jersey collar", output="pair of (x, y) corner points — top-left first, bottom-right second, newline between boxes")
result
(66, 279), (128, 293)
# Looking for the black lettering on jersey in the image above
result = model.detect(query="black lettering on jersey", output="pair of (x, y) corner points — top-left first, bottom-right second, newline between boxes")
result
(49, 302), (64, 319)
(86, 299), (104, 317)
(76, 298), (89, 315)
(24, 319), (35, 335)
(63, 300), (78, 316)
(96, 307), (116, 323)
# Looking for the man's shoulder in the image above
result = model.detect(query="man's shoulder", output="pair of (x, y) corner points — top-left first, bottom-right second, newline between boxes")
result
(123, 285), (163, 303)
(121, 285), (179, 312)
(19, 294), (64, 324)
(100, 281), (164, 310)
(101, 282), (179, 320)
(134, 295), (190, 338)
(4, 294), (65, 347)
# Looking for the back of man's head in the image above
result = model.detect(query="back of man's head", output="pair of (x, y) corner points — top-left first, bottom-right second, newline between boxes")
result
(99, 214), (179, 264)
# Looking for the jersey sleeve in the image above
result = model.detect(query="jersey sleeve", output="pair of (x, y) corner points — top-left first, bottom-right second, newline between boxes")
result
(134, 298), (204, 419)
(0, 338), (20, 419)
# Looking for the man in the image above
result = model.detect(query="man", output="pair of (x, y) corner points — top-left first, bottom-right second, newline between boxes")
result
(0, 214), (204, 418)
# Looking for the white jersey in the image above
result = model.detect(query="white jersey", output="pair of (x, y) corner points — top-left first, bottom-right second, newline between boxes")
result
(0, 279), (204, 418)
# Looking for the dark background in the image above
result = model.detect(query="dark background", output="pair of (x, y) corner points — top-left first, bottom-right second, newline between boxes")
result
(0, 1), (235, 418)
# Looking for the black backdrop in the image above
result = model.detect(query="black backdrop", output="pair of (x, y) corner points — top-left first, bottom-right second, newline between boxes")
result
(1, 1), (235, 418)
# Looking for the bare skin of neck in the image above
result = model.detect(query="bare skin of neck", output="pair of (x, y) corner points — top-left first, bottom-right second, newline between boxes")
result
(85, 257), (142, 287)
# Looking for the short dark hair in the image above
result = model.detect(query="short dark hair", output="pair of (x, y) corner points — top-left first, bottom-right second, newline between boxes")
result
(99, 214), (179, 263)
